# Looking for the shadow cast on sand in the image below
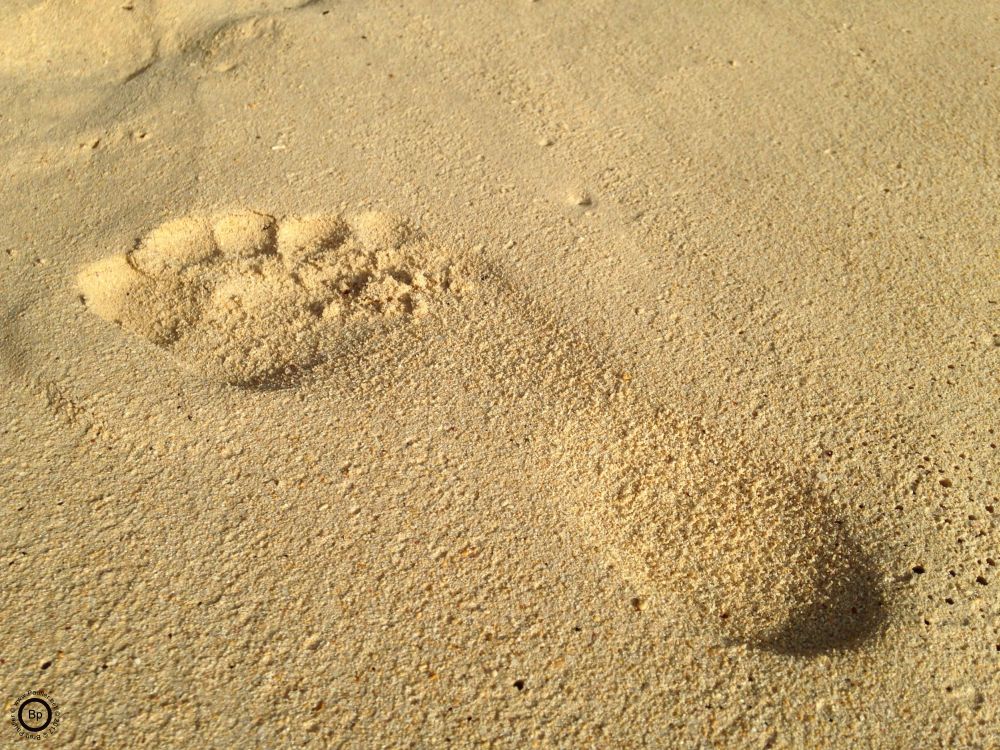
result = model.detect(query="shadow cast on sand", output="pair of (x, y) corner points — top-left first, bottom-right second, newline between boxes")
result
(750, 537), (886, 657)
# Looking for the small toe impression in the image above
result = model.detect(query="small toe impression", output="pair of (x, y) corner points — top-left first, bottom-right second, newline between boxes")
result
(689, 475), (883, 655)
(350, 211), (412, 251)
(213, 209), (277, 258)
(131, 216), (218, 275)
(276, 214), (350, 266)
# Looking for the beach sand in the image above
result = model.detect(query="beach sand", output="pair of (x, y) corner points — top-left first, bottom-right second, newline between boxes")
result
(1, 1), (998, 746)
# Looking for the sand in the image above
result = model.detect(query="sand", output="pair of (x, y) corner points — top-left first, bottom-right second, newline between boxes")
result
(1, 1), (997, 747)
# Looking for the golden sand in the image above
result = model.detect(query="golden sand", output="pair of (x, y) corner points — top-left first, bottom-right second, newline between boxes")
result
(1, 1), (997, 747)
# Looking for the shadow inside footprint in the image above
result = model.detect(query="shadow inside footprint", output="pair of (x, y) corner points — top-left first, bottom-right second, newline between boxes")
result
(683, 470), (887, 657)
(751, 536), (885, 656)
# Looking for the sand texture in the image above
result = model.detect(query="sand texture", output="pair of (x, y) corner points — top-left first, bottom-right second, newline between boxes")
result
(1, 1), (998, 747)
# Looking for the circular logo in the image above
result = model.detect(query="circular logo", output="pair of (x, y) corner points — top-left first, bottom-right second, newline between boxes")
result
(18, 698), (51, 732)
(8, 691), (60, 740)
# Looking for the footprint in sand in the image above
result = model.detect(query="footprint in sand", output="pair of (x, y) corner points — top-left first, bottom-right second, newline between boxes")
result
(76, 211), (881, 653)
(77, 209), (461, 387)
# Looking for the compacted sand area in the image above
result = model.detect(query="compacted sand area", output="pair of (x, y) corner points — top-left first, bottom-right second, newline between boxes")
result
(1, 1), (998, 747)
